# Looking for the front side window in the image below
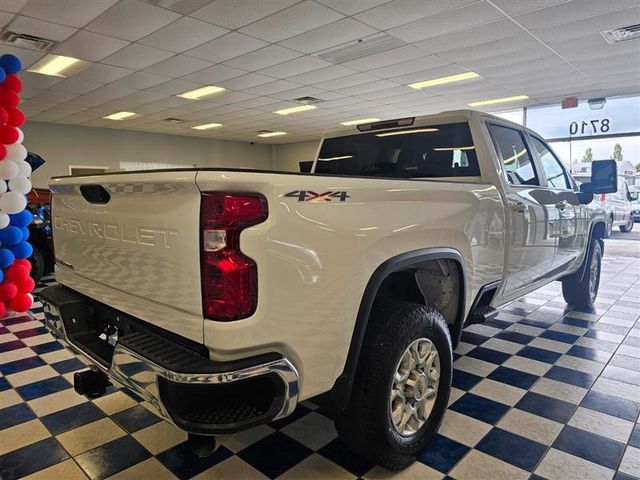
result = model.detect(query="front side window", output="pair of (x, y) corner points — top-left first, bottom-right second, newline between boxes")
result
(316, 123), (480, 178)
(530, 137), (571, 190)
(487, 124), (539, 186)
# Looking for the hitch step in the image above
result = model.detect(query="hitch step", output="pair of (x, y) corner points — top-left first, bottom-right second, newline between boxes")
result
(468, 306), (498, 325)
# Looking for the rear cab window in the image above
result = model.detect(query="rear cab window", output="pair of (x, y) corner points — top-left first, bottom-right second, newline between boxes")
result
(316, 122), (480, 178)
(487, 123), (540, 187)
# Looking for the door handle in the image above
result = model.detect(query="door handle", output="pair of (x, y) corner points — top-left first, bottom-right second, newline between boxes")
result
(509, 201), (527, 213)
(556, 200), (567, 210)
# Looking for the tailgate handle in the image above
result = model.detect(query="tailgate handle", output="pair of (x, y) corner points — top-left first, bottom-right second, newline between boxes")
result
(80, 185), (111, 204)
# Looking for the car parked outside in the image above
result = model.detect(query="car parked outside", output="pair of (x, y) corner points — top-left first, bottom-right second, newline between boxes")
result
(630, 185), (640, 222)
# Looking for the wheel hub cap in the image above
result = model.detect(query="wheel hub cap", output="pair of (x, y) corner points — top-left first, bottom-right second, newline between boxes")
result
(389, 338), (440, 437)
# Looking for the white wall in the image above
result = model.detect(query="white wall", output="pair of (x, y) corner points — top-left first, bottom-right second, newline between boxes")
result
(23, 122), (274, 188)
(272, 140), (320, 172)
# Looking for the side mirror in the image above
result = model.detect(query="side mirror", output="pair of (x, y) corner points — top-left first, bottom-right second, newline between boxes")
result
(580, 160), (618, 194)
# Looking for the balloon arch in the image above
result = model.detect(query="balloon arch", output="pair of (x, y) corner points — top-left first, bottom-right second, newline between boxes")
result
(0, 53), (35, 316)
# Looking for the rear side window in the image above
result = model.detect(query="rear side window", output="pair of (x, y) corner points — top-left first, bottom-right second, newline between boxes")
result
(487, 124), (540, 186)
(316, 123), (480, 178)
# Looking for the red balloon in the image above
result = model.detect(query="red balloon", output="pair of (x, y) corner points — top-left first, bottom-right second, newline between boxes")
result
(0, 301), (5, 318)
(0, 143), (6, 160)
(7, 264), (29, 283)
(14, 258), (31, 273)
(0, 281), (17, 301)
(7, 108), (24, 127)
(10, 293), (32, 312)
(0, 124), (18, 144)
(0, 107), (7, 124)
(2, 75), (22, 93)
(17, 276), (35, 294)
(0, 88), (19, 109)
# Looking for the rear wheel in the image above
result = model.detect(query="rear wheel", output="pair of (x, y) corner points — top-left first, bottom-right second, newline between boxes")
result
(334, 300), (452, 470)
(620, 216), (634, 233)
(562, 240), (602, 309)
(29, 246), (45, 285)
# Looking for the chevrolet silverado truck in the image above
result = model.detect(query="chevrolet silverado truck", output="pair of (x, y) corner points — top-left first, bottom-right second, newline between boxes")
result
(40, 110), (617, 470)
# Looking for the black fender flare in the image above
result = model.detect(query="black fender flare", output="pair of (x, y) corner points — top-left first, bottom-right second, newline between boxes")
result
(330, 247), (467, 410)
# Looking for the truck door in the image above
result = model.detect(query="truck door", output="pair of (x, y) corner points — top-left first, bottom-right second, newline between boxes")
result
(486, 123), (557, 298)
(529, 135), (584, 270)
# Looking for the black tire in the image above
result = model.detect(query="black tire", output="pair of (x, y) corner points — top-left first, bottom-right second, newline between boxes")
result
(605, 215), (613, 238)
(562, 240), (602, 309)
(334, 300), (452, 470)
(620, 216), (634, 233)
(29, 246), (45, 285)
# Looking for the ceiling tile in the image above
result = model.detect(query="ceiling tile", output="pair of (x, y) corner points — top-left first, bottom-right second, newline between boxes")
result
(9, 15), (77, 41)
(342, 45), (426, 71)
(437, 34), (541, 64)
(109, 71), (170, 90)
(312, 72), (378, 90)
(102, 43), (174, 69)
(354, 0), (477, 30)
(490, 0), (572, 16)
(144, 54), (212, 77)
(53, 30), (129, 62)
(138, 16), (228, 53)
(218, 73), (274, 90)
(243, 79), (300, 95)
(181, 64), (246, 84)
(29, 89), (78, 103)
(0, 11), (14, 27)
(315, 0), (392, 15)
(239, 0), (344, 43)
(0, 0), (27, 13)
(85, 0), (180, 41)
(148, 78), (203, 95)
(388, 3), (504, 43)
(287, 65), (356, 85)
(259, 55), (334, 79)
(49, 77), (103, 95)
(514, 0), (638, 30)
(72, 64), (133, 83)
(223, 45), (302, 71)
(2, 44), (45, 68)
(190, 0), (297, 29)
(20, 71), (64, 89)
(335, 79), (398, 96)
(369, 55), (451, 79)
(279, 18), (378, 54)
(390, 64), (474, 85)
(20, 0), (116, 27)
(185, 32), (268, 63)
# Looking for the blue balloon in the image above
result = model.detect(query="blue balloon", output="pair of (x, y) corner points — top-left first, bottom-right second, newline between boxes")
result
(0, 269), (3, 283)
(0, 54), (22, 75)
(0, 248), (14, 268)
(20, 227), (29, 242)
(0, 226), (22, 245)
(10, 241), (32, 259)
(0, 67), (5, 84)
(9, 210), (34, 228)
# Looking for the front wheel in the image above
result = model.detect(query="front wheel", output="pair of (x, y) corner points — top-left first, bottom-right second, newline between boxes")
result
(620, 216), (634, 233)
(334, 300), (452, 470)
(562, 240), (602, 309)
(605, 216), (613, 238)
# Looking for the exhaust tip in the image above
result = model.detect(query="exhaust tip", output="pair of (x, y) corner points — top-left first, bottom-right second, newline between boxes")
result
(187, 434), (222, 458)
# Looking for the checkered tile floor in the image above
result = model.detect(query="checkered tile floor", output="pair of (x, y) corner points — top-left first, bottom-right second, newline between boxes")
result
(1, 252), (639, 480)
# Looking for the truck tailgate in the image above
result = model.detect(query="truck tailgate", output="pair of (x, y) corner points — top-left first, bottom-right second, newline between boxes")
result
(50, 171), (204, 343)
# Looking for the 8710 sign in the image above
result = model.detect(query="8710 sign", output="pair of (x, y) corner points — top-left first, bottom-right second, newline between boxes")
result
(569, 118), (610, 136)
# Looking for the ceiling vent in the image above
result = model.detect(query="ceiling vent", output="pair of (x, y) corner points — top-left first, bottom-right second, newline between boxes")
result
(317, 33), (406, 64)
(0, 28), (56, 51)
(601, 24), (640, 44)
(293, 96), (324, 105)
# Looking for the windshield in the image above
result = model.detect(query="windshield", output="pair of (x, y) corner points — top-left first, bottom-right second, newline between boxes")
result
(316, 122), (480, 178)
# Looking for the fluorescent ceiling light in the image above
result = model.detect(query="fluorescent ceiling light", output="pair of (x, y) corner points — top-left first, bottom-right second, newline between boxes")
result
(468, 95), (529, 107)
(376, 128), (439, 137)
(177, 85), (226, 100)
(103, 111), (138, 120)
(191, 122), (223, 130)
(318, 155), (353, 161)
(340, 118), (380, 126)
(433, 146), (475, 151)
(408, 71), (479, 90)
(27, 54), (88, 77)
(273, 105), (317, 115)
(257, 131), (287, 138)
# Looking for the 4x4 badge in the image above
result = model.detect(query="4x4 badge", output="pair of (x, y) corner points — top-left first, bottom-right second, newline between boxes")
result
(284, 190), (350, 202)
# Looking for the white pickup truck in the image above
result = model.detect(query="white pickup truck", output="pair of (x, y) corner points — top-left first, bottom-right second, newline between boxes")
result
(40, 110), (617, 470)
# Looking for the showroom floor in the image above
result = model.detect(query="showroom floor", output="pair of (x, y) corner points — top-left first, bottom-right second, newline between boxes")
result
(1, 248), (639, 480)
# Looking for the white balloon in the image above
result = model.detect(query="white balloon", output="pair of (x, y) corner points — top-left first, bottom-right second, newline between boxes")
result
(0, 160), (18, 180)
(9, 177), (31, 195)
(0, 213), (9, 229)
(0, 191), (26, 214)
(5, 144), (27, 162)
(16, 161), (31, 178)
(0, 180), (6, 195)
(12, 128), (24, 145)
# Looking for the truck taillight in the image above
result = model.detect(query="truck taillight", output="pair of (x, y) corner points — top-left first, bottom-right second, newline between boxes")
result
(601, 193), (606, 202)
(200, 193), (267, 321)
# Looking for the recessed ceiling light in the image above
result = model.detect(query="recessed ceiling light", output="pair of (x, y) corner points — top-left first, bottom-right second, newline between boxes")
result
(27, 54), (89, 77)
(376, 128), (439, 137)
(468, 95), (529, 107)
(191, 122), (223, 130)
(408, 71), (480, 90)
(273, 105), (317, 115)
(340, 118), (380, 126)
(177, 85), (226, 100)
(257, 131), (287, 138)
(103, 111), (139, 120)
